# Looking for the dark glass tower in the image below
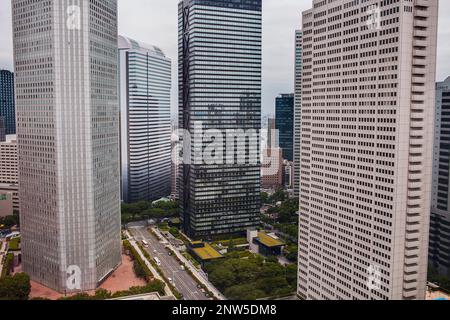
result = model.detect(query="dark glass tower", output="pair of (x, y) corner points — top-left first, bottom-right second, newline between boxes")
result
(178, 0), (262, 238)
(275, 94), (294, 162)
(0, 70), (16, 135)
(430, 76), (450, 277)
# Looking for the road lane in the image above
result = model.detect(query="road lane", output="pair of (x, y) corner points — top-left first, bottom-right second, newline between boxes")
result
(130, 227), (207, 300)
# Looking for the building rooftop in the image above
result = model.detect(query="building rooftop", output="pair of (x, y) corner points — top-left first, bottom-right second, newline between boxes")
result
(118, 35), (167, 58)
(257, 232), (285, 248)
(191, 242), (223, 261)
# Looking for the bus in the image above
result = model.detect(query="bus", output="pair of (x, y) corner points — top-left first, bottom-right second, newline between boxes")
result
(142, 240), (149, 248)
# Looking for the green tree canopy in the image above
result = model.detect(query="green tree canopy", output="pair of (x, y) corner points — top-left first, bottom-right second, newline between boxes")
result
(0, 273), (31, 300)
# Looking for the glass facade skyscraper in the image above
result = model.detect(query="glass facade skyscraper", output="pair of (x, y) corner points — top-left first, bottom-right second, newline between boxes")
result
(275, 94), (294, 162)
(178, 0), (262, 238)
(0, 70), (15, 135)
(430, 76), (450, 277)
(12, 0), (121, 292)
(119, 36), (172, 203)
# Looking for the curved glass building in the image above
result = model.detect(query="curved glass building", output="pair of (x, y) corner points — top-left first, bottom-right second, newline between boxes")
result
(119, 36), (172, 203)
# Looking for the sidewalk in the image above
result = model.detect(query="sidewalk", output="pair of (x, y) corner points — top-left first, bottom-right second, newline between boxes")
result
(124, 230), (175, 298)
(151, 227), (226, 300)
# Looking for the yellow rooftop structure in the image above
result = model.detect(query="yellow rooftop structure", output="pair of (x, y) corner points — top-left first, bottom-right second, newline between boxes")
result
(257, 232), (285, 248)
(191, 242), (223, 261)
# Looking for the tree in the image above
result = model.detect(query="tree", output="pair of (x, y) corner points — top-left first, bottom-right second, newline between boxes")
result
(261, 192), (269, 204)
(169, 227), (180, 238)
(286, 264), (298, 285)
(0, 214), (20, 228)
(0, 273), (31, 300)
(227, 238), (236, 252)
(133, 260), (147, 279)
(94, 288), (112, 300)
(270, 189), (287, 203)
(224, 284), (266, 300)
(209, 268), (236, 291)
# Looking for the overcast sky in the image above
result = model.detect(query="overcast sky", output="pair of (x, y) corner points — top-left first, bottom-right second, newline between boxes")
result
(1, 0), (449, 116)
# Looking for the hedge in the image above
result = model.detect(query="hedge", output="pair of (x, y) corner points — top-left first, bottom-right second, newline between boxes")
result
(1, 253), (14, 278)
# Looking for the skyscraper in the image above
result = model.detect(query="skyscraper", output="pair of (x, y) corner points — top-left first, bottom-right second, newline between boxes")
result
(293, 30), (302, 198)
(12, 0), (121, 292)
(119, 36), (172, 203)
(298, 0), (438, 300)
(430, 76), (450, 277)
(275, 94), (294, 162)
(178, 0), (262, 238)
(0, 70), (15, 135)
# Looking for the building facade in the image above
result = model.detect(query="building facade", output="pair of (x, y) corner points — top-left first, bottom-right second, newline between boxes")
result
(261, 148), (283, 190)
(275, 94), (294, 162)
(0, 70), (16, 135)
(293, 30), (302, 198)
(12, 0), (121, 292)
(0, 135), (18, 216)
(178, 0), (262, 238)
(298, 0), (438, 300)
(0, 135), (18, 185)
(0, 117), (5, 142)
(171, 123), (180, 199)
(119, 36), (172, 203)
(430, 76), (450, 277)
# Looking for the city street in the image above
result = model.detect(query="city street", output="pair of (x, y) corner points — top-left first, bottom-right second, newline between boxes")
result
(130, 227), (208, 300)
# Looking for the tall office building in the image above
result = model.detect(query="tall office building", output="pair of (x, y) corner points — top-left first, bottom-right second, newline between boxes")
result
(430, 76), (450, 277)
(275, 94), (294, 162)
(0, 135), (19, 215)
(0, 135), (18, 185)
(179, 0), (262, 238)
(267, 117), (277, 149)
(298, 0), (438, 300)
(12, 0), (121, 292)
(0, 70), (15, 135)
(119, 36), (172, 203)
(293, 30), (302, 198)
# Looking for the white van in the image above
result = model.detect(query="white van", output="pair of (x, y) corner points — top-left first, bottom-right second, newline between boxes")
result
(154, 257), (161, 266)
(142, 240), (149, 248)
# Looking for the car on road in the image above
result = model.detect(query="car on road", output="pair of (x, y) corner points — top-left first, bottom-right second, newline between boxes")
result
(154, 257), (161, 266)
(168, 277), (173, 283)
(181, 265), (185, 271)
(142, 240), (149, 248)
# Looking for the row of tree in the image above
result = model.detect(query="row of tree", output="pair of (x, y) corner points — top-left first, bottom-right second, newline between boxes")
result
(121, 200), (179, 224)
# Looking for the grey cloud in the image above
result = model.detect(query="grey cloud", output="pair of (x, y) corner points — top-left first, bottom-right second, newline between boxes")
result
(1, 0), (449, 115)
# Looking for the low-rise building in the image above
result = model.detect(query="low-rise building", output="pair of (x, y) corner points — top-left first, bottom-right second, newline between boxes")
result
(188, 241), (223, 267)
(248, 230), (285, 257)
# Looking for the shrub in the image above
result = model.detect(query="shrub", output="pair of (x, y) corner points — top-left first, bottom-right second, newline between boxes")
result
(1, 253), (14, 278)
(0, 273), (31, 300)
